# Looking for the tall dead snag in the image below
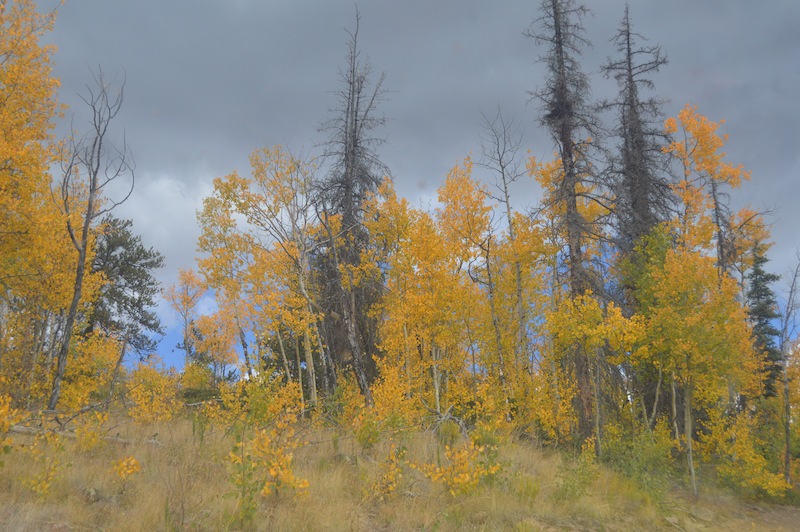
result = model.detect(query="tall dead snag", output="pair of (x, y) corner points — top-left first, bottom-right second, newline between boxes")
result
(601, 4), (672, 427)
(602, 4), (671, 260)
(48, 71), (133, 410)
(526, 0), (599, 443)
(318, 10), (389, 406)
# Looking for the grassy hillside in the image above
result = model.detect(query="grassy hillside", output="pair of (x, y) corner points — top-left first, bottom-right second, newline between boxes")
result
(2, 412), (799, 531)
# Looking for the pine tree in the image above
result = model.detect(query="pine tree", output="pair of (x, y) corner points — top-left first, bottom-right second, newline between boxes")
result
(88, 216), (164, 355)
(746, 242), (782, 397)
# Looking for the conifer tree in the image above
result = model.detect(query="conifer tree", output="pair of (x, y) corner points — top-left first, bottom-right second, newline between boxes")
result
(89, 216), (164, 355)
(746, 242), (782, 397)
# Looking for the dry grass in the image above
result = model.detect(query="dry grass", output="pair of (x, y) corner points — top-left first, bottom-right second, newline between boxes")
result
(1, 413), (797, 531)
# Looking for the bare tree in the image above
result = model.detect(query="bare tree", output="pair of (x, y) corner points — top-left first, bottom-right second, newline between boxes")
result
(316, 9), (390, 406)
(601, 4), (671, 259)
(601, 4), (674, 438)
(779, 252), (800, 484)
(48, 70), (133, 410)
(479, 110), (529, 367)
(525, 0), (600, 445)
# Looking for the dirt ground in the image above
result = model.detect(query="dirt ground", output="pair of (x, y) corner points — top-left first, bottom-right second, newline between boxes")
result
(659, 493), (800, 531)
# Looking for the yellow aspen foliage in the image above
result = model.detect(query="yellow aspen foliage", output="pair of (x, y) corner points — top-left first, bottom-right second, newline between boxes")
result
(464, 381), (511, 443)
(250, 423), (309, 498)
(75, 411), (108, 452)
(700, 409), (789, 497)
(163, 268), (205, 364)
(729, 208), (772, 285)
(112, 455), (141, 494)
(23, 428), (66, 497)
(0, 0), (60, 292)
(412, 439), (502, 496)
(371, 358), (423, 433)
(367, 169), (505, 419)
(365, 444), (407, 502)
(664, 105), (750, 187)
(112, 455), (141, 482)
(127, 359), (179, 424)
(181, 362), (214, 393)
(164, 268), (205, 321)
(436, 157), (491, 262)
(212, 377), (303, 430)
(664, 105), (752, 260)
(226, 382), (308, 502)
(668, 178), (716, 252)
(547, 293), (605, 354)
(332, 373), (368, 427)
(644, 248), (756, 401)
(1, 393), (24, 466)
(194, 310), (239, 381)
(528, 358), (578, 444)
(373, 198), (471, 414)
(59, 333), (121, 411)
(528, 151), (609, 259)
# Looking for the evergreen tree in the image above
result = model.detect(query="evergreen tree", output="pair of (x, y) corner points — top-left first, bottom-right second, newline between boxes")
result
(89, 216), (164, 355)
(746, 242), (782, 397)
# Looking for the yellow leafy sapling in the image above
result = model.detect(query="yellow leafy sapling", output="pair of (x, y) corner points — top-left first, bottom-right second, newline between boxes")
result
(112, 455), (141, 493)
(365, 444), (407, 502)
(75, 411), (108, 452)
(128, 359), (179, 423)
(1, 394), (24, 467)
(23, 429), (66, 497)
(412, 437), (502, 496)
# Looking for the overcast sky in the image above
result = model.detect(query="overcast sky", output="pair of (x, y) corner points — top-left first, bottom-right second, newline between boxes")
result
(39, 1), (800, 362)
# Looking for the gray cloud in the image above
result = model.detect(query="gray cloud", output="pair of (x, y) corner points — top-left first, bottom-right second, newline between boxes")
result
(41, 0), (800, 342)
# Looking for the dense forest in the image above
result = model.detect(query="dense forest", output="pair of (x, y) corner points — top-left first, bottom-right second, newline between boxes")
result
(3, 1), (800, 528)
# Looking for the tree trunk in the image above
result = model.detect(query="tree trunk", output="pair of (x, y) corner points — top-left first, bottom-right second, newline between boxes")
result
(684, 381), (698, 498)
(342, 287), (373, 407)
(431, 342), (442, 414)
(295, 335), (305, 414)
(483, 237), (511, 416)
(671, 378), (680, 441)
(275, 328), (292, 385)
(314, 319), (335, 392)
(238, 325), (252, 379)
(784, 356), (792, 485)
(303, 327), (317, 405)
(48, 235), (89, 410)
(105, 338), (128, 410)
(594, 350), (603, 458)
(647, 368), (663, 430)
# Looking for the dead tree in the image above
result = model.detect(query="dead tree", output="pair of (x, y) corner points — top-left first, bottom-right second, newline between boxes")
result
(601, 4), (671, 259)
(601, 4), (673, 429)
(479, 110), (529, 368)
(48, 70), (133, 410)
(526, 0), (599, 445)
(316, 10), (390, 405)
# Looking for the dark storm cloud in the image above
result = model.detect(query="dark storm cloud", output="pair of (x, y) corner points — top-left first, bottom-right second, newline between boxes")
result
(41, 0), (800, 290)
